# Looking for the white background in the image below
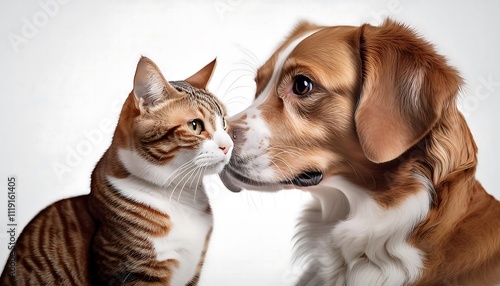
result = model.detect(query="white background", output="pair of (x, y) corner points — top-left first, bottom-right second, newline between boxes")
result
(1, 1), (499, 285)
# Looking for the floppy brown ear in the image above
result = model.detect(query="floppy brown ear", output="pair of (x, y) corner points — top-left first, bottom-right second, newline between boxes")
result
(355, 19), (462, 163)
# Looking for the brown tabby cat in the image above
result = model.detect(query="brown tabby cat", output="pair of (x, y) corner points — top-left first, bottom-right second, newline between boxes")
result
(0, 56), (233, 285)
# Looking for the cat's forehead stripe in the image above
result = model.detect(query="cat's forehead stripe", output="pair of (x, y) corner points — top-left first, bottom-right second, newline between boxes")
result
(170, 81), (224, 117)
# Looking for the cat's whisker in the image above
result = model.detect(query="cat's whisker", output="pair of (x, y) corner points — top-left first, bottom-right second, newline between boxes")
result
(193, 165), (208, 203)
(187, 163), (208, 194)
(185, 164), (207, 204)
(161, 159), (195, 187)
(194, 155), (224, 168)
(189, 164), (203, 189)
(169, 165), (199, 203)
(160, 162), (190, 186)
(176, 167), (200, 203)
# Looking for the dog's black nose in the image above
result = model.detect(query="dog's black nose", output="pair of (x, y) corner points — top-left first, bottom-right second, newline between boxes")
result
(227, 124), (243, 144)
(229, 126), (237, 140)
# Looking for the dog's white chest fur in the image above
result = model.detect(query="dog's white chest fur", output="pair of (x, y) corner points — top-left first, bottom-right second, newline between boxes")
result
(295, 176), (431, 286)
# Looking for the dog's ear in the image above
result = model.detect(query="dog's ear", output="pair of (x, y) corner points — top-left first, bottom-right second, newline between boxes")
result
(355, 19), (462, 163)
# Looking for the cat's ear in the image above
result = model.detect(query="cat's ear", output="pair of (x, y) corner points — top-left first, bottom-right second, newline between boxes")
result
(185, 59), (217, 90)
(133, 56), (177, 108)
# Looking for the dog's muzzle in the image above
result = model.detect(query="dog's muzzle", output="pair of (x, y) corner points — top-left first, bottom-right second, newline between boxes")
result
(220, 169), (243, 192)
(220, 168), (324, 193)
(280, 171), (323, 187)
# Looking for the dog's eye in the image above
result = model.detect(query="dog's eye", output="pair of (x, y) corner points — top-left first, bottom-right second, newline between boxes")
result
(292, 75), (313, 96)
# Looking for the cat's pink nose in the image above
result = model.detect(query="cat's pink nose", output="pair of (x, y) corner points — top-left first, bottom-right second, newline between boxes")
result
(219, 146), (229, 155)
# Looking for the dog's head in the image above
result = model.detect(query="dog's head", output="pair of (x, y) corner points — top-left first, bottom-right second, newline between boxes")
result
(221, 19), (461, 192)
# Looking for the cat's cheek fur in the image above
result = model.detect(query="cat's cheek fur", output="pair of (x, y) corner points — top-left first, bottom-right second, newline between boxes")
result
(118, 148), (196, 186)
(195, 139), (232, 175)
(193, 116), (233, 175)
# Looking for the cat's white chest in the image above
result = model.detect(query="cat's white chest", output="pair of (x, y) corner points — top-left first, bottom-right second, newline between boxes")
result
(150, 201), (212, 285)
(107, 175), (213, 285)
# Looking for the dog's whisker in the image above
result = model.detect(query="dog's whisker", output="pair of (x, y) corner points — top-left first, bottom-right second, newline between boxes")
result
(268, 157), (296, 181)
(235, 60), (258, 73)
(235, 44), (262, 67)
(215, 68), (255, 96)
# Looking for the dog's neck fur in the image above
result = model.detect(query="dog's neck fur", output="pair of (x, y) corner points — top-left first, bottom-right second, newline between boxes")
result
(295, 105), (500, 285)
(409, 105), (500, 285)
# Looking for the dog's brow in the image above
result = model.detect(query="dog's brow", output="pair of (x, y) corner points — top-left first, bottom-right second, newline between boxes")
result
(253, 29), (322, 108)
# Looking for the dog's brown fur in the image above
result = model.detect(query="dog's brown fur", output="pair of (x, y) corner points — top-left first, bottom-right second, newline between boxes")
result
(225, 19), (500, 285)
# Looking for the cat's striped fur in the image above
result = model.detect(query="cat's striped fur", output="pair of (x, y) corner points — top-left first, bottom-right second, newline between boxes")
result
(1, 196), (95, 285)
(0, 57), (232, 285)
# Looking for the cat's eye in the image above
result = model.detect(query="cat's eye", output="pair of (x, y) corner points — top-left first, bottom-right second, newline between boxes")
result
(223, 118), (227, 131)
(188, 119), (205, 135)
(292, 75), (313, 97)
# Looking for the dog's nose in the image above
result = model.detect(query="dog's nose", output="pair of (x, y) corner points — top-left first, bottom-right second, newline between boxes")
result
(227, 124), (242, 144)
(229, 126), (236, 140)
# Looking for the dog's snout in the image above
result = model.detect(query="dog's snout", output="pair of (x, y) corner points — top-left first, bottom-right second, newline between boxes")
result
(228, 125), (239, 141)
(226, 121), (244, 145)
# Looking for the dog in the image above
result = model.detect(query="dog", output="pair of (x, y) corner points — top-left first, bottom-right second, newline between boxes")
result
(220, 19), (500, 285)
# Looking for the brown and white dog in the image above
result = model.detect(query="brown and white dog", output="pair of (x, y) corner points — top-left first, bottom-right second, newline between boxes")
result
(220, 19), (500, 285)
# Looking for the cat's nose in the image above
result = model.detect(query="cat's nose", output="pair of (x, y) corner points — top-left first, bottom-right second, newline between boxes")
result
(215, 134), (232, 155)
(219, 146), (229, 155)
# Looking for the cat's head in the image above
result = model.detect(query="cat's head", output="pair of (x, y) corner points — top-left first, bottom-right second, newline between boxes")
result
(112, 57), (233, 187)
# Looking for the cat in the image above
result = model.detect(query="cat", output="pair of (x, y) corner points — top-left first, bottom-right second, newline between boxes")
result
(0, 56), (233, 285)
